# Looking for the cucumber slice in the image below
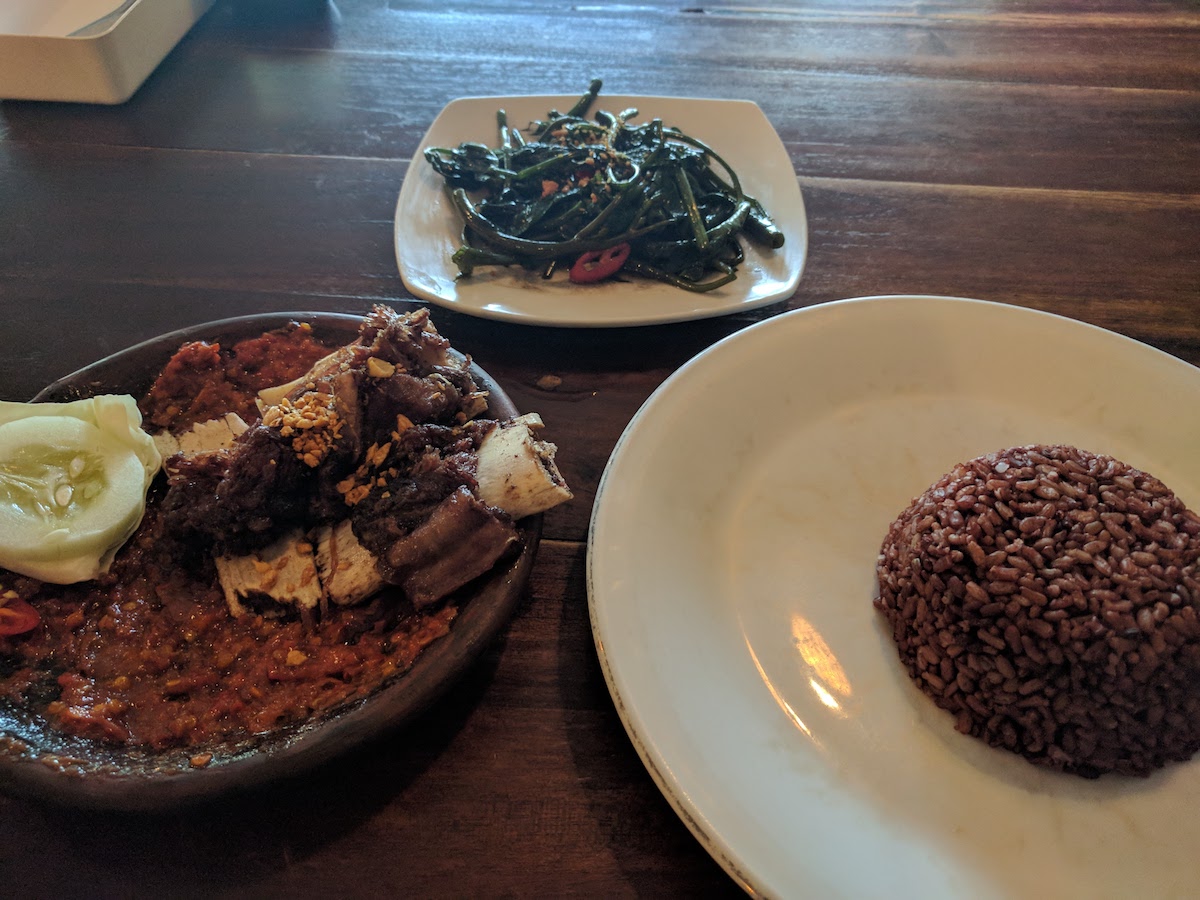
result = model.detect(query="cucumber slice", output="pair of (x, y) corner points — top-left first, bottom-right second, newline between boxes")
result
(0, 397), (160, 584)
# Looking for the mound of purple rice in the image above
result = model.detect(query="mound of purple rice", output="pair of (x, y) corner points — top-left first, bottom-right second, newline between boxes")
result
(875, 444), (1200, 777)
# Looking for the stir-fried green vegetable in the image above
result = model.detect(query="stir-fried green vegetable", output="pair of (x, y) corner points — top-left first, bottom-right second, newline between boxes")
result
(424, 79), (785, 292)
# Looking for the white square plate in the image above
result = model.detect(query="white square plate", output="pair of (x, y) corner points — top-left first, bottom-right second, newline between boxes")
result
(394, 94), (807, 327)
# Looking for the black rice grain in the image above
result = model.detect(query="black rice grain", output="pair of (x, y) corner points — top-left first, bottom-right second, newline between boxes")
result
(875, 445), (1200, 778)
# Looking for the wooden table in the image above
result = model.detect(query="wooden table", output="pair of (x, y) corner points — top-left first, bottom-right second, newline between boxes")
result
(0, 1), (1197, 896)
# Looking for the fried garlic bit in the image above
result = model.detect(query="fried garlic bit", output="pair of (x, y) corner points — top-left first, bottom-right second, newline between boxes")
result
(366, 357), (396, 378)
(335, 413), (413, 507)
(261, 388), (344, 468)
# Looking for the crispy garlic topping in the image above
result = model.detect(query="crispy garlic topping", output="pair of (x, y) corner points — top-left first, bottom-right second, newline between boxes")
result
(334, 414), (414, 507)
(261, 389), (344, 468)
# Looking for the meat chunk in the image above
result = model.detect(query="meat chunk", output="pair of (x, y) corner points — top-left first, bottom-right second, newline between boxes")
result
(158, 426), (317, 558)
(360, 306), (452, 373)
(363, 371), (478, 434)
(381, 487), (518, 609)
(345, 423), (484, 541)
(150, 305), (571, 619)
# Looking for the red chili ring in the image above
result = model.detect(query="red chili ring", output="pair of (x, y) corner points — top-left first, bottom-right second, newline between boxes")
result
(569, 242), (632, 284)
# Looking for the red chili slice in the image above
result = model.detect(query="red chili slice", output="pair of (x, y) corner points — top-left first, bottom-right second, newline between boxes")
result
(0, 596), (39, 636)
(569, 242), (631, 284)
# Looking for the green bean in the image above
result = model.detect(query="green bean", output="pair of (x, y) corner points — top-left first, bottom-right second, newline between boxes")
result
(638, 198), (751, 258)
(565, 78), (603, 120)
(533, 78), (603, 139)
(509, 150), (585, 184)
(693, 164), (783, 249)
(623, 259), (738, 292)
(452, 245), (521, 275)
(673, 167), (708, 250)
(450, 189), (670, 260)
(744, 198), (785, 248)
(572, 164), (652, 240)
(498, 110), (511, 151)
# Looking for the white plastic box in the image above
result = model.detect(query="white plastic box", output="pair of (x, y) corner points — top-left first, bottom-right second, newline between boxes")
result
(0, 0), (215, 104)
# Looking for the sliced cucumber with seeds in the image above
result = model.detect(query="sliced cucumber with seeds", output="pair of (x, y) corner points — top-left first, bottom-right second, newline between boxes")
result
(0, 396), (160, 584)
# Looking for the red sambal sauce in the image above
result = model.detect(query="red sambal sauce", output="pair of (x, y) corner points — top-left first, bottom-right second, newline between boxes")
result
(0, 324), (457, 752)
(140, 321), (332, 431)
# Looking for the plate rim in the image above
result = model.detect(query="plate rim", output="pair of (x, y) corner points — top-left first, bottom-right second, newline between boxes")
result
(394, 92), (808, 328)
(586, 294), (1200, 897)
(3, 310), (542, 811)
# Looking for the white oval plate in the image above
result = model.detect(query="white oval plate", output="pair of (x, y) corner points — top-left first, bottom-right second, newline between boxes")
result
(394, 94), (806, 327)
(587, 296), (1200, 898)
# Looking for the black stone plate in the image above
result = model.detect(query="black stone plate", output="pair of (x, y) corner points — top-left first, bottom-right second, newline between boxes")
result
(0, 311), (540, 811)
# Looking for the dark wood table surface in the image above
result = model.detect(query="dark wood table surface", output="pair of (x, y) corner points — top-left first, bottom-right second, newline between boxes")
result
(1, 1), (1198, 896)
